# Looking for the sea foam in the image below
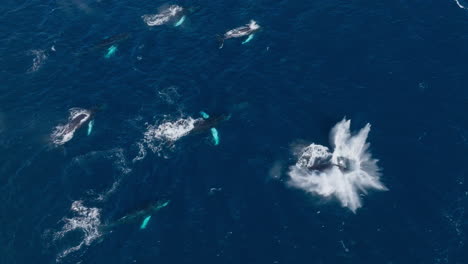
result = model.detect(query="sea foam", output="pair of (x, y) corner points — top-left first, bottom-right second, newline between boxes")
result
(54, 201), (102, 261)
(134, 117), (197, 161)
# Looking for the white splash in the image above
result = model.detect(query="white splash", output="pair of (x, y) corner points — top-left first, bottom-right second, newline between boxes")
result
(148, 117), (196, 141)
(142, 5), (184, 26)
(288, 119), (387, 212)
(54, 201), (102, 261)
(51, 108), (91, 145)
(454, 0), (468, 9)
(28, 49), (47, 72)
(134, 117), (197, 160)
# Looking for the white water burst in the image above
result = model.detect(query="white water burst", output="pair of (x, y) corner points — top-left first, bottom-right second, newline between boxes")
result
(288, 119), (387, 212)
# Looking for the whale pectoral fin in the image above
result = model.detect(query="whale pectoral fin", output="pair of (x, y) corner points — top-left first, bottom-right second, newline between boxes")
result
(210, 128), (219, 146)
(104, 45), (118, 59)
(87, 120), (94, 136)
(174, 16), (186, 27)
(217, 35), (224, 49)
(140, 215), (152, 230)
(199, 111), (210, 119)
(242, 34), (254, 45)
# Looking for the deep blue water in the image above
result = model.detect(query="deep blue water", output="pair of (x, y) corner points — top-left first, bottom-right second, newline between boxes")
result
(1, 0), (468, 263)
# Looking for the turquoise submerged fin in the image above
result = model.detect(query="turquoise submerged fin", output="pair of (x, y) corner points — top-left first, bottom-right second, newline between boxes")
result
(200, 111), (210, 119)
(104, 45), (118, 58)
(87, 120), (94, 136)
(140, 215), (152, 230)
(174, 16), (186, 27)
(156, 200), (170, 210)
(211, 128), (219, 145)
(242, 34), (254, 45)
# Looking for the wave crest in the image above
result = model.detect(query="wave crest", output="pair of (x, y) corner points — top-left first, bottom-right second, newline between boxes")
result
(288, 119), (386, 212)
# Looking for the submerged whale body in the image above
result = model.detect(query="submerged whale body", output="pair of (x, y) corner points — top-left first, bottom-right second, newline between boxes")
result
(94, 33), (130, 49)
(111, 200), (170, 227)
(192, 114), (228, 134)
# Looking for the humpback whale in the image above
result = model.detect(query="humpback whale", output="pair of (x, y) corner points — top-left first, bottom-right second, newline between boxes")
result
(142, 5), (184, 26)
(110, 200), (170, 228)
(142, 5), (200, 27)
(94, 33), (130, 49)
(76, 33), (130, 56)
(218, 20), (260, 49)
(191, 114), (228, 134)
(51, 106), (103, 145)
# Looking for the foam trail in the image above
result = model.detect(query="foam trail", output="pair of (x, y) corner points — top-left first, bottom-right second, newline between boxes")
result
(147, 117), (196, 142)
(242, 34), (255, 44)
(455, 0), (468, 9)
(87, 120), (94, 136)
(288, 119), (386, 212)
(135, 117), (197, 158)
(54, 201), (102, 261)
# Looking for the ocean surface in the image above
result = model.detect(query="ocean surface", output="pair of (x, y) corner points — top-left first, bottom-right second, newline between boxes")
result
(1, 0), (467, 263)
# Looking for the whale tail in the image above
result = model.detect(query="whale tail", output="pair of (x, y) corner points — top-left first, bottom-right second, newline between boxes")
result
(217, 35), (225, 49)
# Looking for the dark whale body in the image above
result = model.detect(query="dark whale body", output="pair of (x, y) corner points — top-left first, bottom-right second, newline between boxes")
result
(111, 200), (170, 227)
(192, 114), (227, 134)
(94, 33), (130, 49)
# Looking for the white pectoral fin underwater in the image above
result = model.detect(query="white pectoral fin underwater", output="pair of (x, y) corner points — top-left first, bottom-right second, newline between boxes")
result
(104, 45), (118, 59)
(199, 111), (221, 145)
(174, 15), (186, 27)
(242, 34), (255, 44)
(87, 120), (94, 136)
(211, 128), (219, 145)
(140, 215), (152, 230)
